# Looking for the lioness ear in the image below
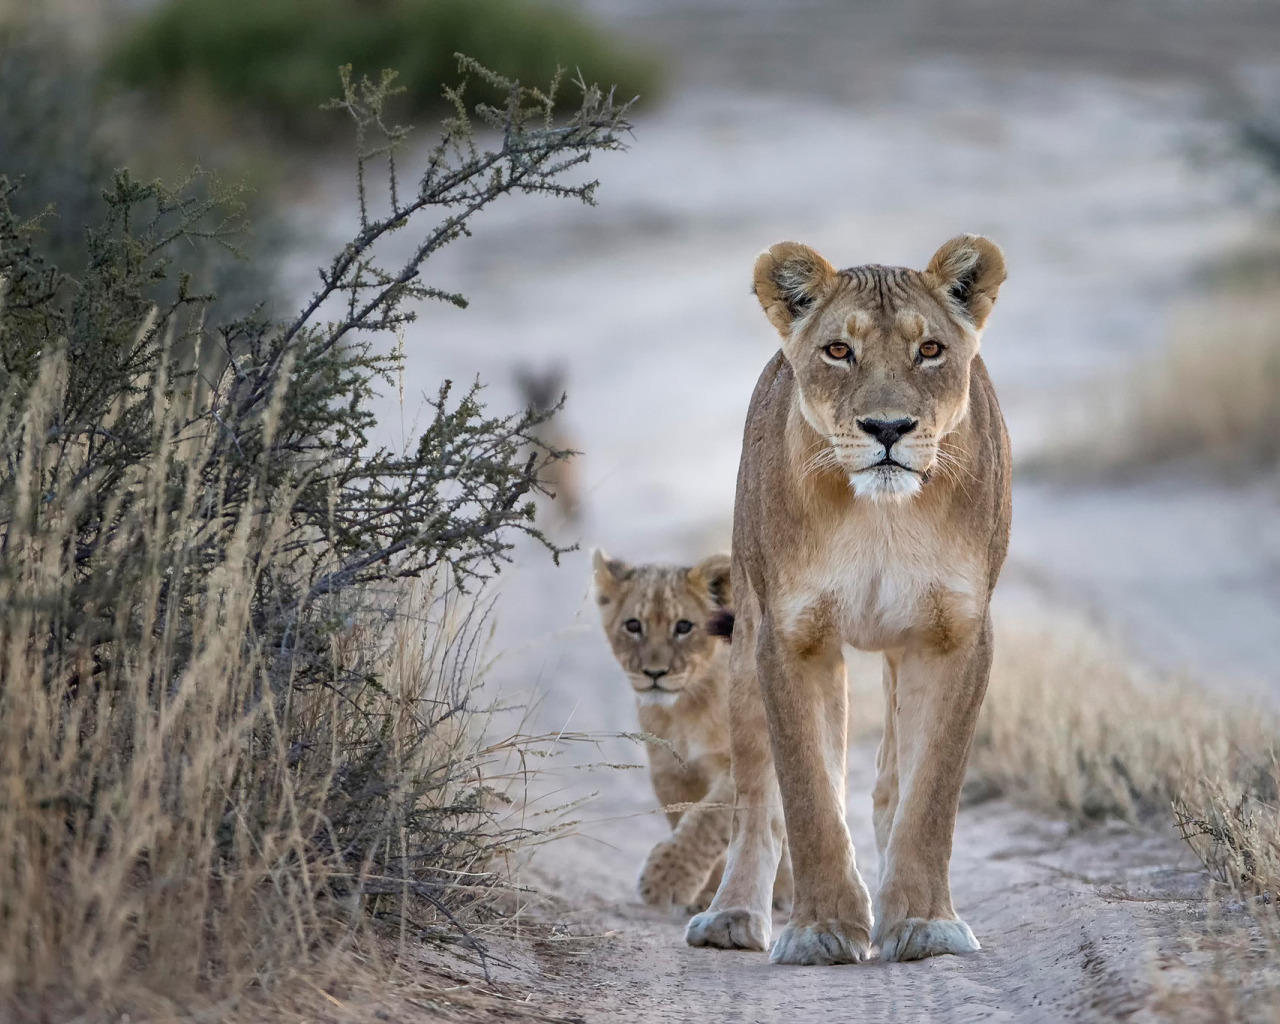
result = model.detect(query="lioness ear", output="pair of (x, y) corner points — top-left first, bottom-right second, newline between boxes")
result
(592, 549), (633, 606)
(688, 553), (731, 608)
(753, 242), (838, 337)
(925, 235), (1006, 331)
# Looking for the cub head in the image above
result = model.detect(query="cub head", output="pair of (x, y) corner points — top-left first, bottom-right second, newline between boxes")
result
(753, 235), (1006, 502)
(592, 550), (731, 708)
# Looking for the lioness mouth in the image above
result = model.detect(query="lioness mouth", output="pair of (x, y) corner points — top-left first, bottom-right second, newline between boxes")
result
(872, 456), (914, 472)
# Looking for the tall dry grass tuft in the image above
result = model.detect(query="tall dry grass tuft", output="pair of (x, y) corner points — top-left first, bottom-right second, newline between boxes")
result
(972, 615), (1277, 822)
(0, 352), (519, 1015)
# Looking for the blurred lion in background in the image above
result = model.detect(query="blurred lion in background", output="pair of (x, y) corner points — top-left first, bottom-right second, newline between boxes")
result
(516, 366), (582, 525)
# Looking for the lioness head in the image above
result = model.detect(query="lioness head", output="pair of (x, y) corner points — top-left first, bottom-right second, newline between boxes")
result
(753, 235), (1006, 502)
(592, 550), (731, 708)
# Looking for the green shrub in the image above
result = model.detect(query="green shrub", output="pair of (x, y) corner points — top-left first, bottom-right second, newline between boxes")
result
(110, 0), (659, 135)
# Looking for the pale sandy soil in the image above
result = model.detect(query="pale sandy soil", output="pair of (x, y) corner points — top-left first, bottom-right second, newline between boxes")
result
(523, 740), (1206, 1024)
(286, 3), (1280, 1018)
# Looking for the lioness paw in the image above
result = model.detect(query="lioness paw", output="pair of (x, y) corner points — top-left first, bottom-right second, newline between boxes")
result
(874, 917), (980, 962)
(769, 920), (871, 966)
(685, 908), (770, 951)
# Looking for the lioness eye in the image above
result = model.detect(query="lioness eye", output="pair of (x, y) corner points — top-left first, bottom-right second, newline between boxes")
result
(823, 342), (852, 362)
(674, 619), (694, 635)
(623, 618), (643, 634)
(918, 340), (944, 359)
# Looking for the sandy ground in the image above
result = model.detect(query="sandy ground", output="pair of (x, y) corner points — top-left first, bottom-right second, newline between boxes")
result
(286, 2), (1280, 1018)
(522, 742), (1208, 1024)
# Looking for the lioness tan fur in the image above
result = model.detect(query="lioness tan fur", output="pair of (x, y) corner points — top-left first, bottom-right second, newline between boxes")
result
(685, 235), (1011, 965)
(593, 550), (793, 914)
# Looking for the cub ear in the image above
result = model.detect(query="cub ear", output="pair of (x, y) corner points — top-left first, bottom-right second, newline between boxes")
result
(924, 235), (1006, 331)
(687, 553), (732, 608)
(592, 548), (633, 606)
(753, 242), (838, 337)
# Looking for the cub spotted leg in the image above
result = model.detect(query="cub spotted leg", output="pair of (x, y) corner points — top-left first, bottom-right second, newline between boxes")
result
(638, 773), (733, 914)
(761, 616), (873, 966)
(873, 617), (993, 962)
(686, 618), (783, 952)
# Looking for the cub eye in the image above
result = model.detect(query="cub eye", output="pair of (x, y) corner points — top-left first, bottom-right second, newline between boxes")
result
(623, 618), (643, 634)
(674, 619), (694, 635)
(918, 340), (944, 360)
(823, 341), (852, 362)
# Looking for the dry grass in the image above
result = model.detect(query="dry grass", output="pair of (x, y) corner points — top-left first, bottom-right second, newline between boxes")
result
(971, 614), (1277, 823)
(1044, 287), (1280, 474)
(853, 611), (1277, 836)
(0, 359), (547, 1020)
(0, 44), (635, 1018)
(975, 613), (1280, 897)
(970, 612), (1280, 1020)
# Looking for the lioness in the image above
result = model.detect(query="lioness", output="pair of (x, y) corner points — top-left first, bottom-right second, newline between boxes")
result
(685, 235), (1011, 965)
(592, 550), (792, 914)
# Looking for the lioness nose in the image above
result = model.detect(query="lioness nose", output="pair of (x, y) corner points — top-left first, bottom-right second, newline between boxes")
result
(643, 668), (669, 681)
(857, 417), (917, 449)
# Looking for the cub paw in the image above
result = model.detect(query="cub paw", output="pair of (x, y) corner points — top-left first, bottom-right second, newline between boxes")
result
(769, 919), (871, 965)
(637, 839), (710, 914)
(874, 917), (980, 962)
(685, 908), (771, 951)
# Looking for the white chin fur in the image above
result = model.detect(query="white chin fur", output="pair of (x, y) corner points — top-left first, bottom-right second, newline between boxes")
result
(634, 688), (682, 709)
(849, 466), (922, 503)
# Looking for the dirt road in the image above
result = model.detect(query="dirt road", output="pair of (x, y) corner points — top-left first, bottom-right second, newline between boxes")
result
(523, 729), (1208, 1024)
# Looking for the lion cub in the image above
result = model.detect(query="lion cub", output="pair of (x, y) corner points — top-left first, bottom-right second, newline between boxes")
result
(592, 549), (791, 915)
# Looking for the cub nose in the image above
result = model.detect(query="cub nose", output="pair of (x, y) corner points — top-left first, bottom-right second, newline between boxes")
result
(643, 668), (669, 682)
(856, 417), (918, 450)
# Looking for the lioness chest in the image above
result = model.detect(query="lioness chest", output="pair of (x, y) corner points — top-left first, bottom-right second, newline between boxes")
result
(777, 507), (985, 654)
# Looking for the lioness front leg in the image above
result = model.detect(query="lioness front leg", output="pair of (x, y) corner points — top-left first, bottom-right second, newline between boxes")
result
(873, 619), (993, 962)
(686, 622), (783, 952)
(762, 618), (873, 965)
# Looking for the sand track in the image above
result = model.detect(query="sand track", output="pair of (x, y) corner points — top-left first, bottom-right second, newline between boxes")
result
(525, 739), (1200, 1024)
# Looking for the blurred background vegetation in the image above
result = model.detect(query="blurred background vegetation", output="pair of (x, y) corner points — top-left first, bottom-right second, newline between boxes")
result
(0, 0), (657, 193)
(109, 0), (658, 138)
